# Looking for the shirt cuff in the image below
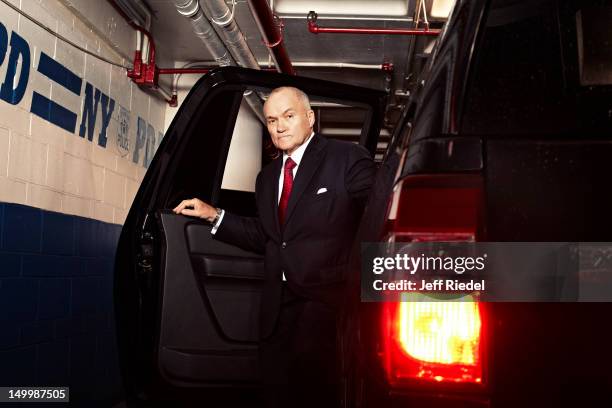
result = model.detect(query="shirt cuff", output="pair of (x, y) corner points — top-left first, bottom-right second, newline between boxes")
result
(210, 209), (225, 234)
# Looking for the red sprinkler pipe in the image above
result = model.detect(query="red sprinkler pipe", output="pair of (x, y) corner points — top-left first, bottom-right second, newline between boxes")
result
(107, 0), (157, 84)
(307, 11), (441, 36)
(247, 0), (295, 75)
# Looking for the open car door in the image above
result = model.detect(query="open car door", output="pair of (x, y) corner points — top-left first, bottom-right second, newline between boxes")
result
(114, 67), (386, 406)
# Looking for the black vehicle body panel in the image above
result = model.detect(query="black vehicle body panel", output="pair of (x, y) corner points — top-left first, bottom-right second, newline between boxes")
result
(351, 0), (612, 407)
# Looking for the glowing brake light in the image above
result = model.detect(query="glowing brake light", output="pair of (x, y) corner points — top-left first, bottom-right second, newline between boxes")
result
(399, 300), (481, 365)
(383, 297), (483, 385)
(381, 174), (486, 386)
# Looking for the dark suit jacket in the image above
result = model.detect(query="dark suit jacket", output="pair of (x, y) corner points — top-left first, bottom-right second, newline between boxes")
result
(214, 134), (375, 338)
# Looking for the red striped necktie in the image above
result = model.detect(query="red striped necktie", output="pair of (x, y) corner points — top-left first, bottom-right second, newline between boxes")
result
(278, 157), (296, 225)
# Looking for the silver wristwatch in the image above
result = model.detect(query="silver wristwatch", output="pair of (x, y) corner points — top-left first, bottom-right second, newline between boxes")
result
(211, 207), (222, 225)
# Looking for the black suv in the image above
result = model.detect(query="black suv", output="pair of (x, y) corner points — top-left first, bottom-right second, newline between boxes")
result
(115, 0), (612, 406)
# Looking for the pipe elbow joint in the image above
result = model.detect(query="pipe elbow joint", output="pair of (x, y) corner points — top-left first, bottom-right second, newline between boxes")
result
(307, 11), (319, 34)
(174, 0), (200, 18)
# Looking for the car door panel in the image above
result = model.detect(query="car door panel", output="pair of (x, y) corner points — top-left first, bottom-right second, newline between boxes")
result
(157, 211), (261, 383)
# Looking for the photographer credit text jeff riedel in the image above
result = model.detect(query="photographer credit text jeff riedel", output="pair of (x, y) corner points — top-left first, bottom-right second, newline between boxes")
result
(371, 253), (488, 293)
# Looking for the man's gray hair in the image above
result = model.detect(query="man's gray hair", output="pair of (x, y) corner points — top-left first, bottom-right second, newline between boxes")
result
(267, 86), (312, 111)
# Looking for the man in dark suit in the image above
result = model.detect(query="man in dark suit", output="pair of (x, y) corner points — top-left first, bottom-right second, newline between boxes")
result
(173, 86), (375, 407)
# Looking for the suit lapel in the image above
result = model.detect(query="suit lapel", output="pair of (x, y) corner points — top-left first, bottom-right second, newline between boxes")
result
(283, 135), (327, 227)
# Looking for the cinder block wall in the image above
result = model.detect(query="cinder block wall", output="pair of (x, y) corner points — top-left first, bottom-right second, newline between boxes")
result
(0, 0), (167, 405)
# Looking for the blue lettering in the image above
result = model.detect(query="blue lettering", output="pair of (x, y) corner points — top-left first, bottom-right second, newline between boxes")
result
(31, 54), (80, 133)
(0, 31), (30, 105)
(0, 22), (8, 66)
(79, 82), (101, 141)
(133, 116), (146, 165)
(98, 94), (115, 147)
(144, 123), (155, 168)
(37, 52), (81, 95)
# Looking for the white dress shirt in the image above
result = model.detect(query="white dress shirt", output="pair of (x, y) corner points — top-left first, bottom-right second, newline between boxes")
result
(277, 131), (315, 202)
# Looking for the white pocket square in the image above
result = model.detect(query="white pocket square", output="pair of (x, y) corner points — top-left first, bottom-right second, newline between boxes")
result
(316, 187), (328, 195)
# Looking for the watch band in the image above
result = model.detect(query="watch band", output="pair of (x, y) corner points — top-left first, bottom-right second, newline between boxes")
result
(211, 207), (222, 225)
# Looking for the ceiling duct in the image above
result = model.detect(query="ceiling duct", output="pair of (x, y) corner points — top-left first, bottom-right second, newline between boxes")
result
(172, 0), (265, 121)
(200, 0), (260, 69)
(172, 0), (234, 67)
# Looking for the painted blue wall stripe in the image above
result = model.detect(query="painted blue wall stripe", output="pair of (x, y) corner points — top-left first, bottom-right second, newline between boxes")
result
(31, 92), (78, 133)
(37, 52), (82, 95)
(0, 201), (122, 405)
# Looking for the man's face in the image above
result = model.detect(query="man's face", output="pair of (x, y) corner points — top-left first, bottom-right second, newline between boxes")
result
(264, 89), (314, 155)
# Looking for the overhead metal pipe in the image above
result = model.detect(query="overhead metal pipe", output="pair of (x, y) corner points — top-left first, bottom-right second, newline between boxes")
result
(292, 62), (383, 70)
(159, 62), (391, 77)
(158, 67), (278, 75)
(201, 0), (259, 69)
(158, 68), (213, 75)
(246, 0), (295, 75)
(307, 11), (441, 36)
(198, 0), (265, 121)
(308, 24), (441, 36)
(171, 0), (264, 119)
(173, 0), (233, 66)
(285, 61), (394, 71)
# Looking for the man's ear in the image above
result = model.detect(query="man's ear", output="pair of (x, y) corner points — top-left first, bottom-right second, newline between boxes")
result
(307, 109), (315, 128)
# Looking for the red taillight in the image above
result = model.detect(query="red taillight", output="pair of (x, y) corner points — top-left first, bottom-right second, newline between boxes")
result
(385, 174), (483, 242)
(381, 174), (485, 387)
(383, 299), (483, 385)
